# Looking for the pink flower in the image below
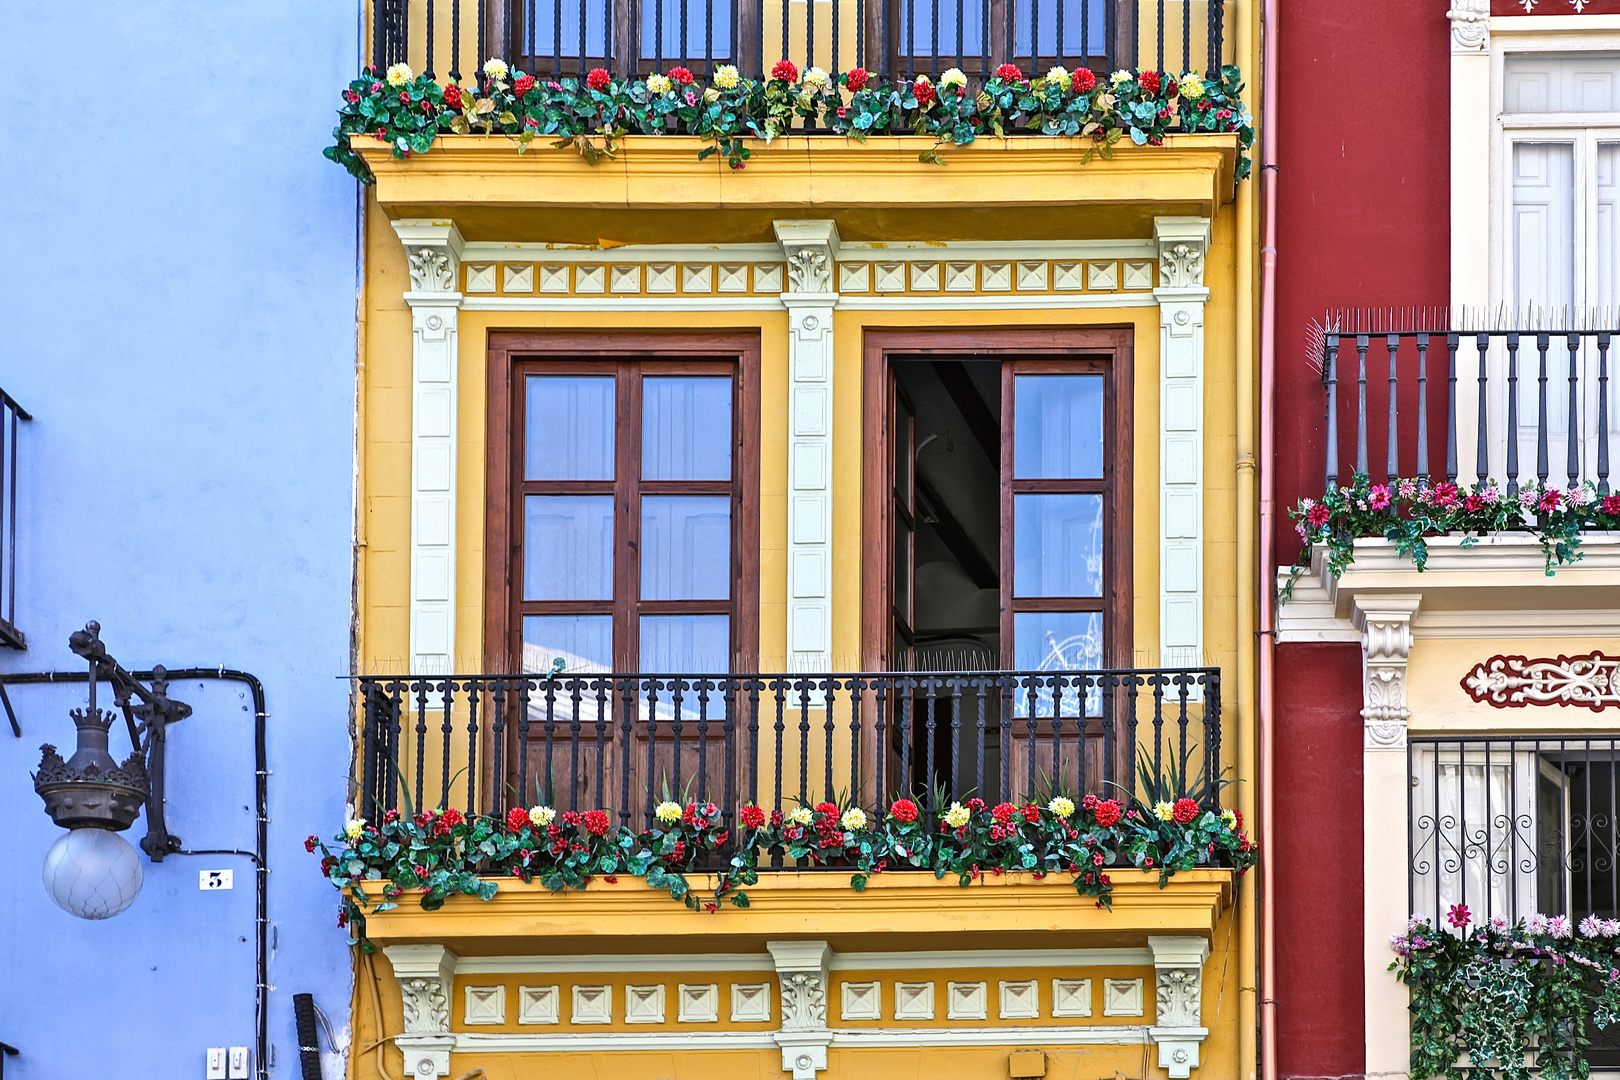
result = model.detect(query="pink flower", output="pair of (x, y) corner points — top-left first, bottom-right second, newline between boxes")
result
(1306, 504), (1331, 527)
(1447, 903), (1471, 929)
(1539, 489), (1564, 513)
(1600, 493), (1620, 516)
(1369, 484), (1392, 510)
(1431, 481), (1460, 508)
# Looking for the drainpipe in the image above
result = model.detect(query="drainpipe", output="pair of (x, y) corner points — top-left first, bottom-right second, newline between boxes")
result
(1257, 0), (1281, 1078)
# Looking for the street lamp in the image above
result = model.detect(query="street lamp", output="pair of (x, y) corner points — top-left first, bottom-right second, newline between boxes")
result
(31, 622), (190, 919)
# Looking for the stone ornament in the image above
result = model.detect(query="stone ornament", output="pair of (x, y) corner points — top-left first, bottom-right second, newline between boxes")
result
(1355, 596), (1420, 751)
(1463, 652), (1620, 711)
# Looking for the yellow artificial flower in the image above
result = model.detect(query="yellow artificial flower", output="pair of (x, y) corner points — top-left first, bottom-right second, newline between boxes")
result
(344, 818), (366, 840)
(647, 73), (673, 94)
(803, 66), (830, 91)
(941, 67), (967, 90)
(1179, 72), (1205, 99)
(787, 805), (814, 825)
(714, 65), (741, 90)
(1045, 65), (1071, 92)
(943, 802), (972, 828)
(1220, 809), (1238, 830)
(1047, 796), (1076, 819)
(482, 58), (509, 81)
(840, 807), (868, 830)
(529, 805), (556, 827)
(1152, 801), (1175, 822)
(386, 63), (413, 88)
(655, 800), (683, 825)
(1110, 69), (1132, 86)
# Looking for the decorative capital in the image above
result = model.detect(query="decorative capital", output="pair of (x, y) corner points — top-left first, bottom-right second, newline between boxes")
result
(1154, 217), (1211, 291)
(774, 220), (841, 296)
(392, 219), (466, 295)
(1448, 0), (1489, 53)
(1353, 595), (1421, 749)
(768, 940), (832, 1080)
(1148, 936), (1210, 1079)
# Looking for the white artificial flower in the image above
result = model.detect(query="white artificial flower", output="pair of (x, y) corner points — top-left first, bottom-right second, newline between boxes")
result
(1110, 69), (1132, 85)
(1220, 809), (1238, 829)
(483, 57), (509, 81)
(787, 805), (814, 825)
(646, 73), (672, 94)
(940, 67), (968, 90)
(1044, 65), (1071, 91)
(1047, 796), (1075, 819)
(654, 800), (683, 825)
(386, 63), (414, 88)
(344, 818), (366, 840)
(802, 66), (830, 91)
(1152, 801), (1175, 822)
(528, 805), (556, 827)
(840, 807), (868, 830)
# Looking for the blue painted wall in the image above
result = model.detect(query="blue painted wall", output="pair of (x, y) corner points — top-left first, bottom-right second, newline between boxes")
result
(0, 2), (360, 1076)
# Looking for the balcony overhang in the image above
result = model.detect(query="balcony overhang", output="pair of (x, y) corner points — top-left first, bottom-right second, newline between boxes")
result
(352, 133), (1239, 245)
(356, 869), (1235, 956)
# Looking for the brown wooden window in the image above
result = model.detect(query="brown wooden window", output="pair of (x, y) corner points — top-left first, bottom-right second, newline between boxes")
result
(486, 333), (760, 675)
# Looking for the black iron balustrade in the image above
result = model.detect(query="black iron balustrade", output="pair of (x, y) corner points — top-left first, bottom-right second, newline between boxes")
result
(368, 0), (1228, 96)
(0, 388), (28, 650)
(1320, 323), (1620, 496)
(1410, 736), (1620, 926)
(353, 667), (1223, 852)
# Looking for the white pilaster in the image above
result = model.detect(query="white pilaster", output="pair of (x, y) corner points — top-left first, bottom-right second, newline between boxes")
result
(1154, 218), (1211, 673)
(1355, 594), (1418, 1080)
(774, 221), (841, 673)
(384, 943), (459, 1078)
(394, 220), (466, 677)
(1450, 0), (1491, 484)
(1147, 936), (1210, 1079)
(767, 940), (833, 1080)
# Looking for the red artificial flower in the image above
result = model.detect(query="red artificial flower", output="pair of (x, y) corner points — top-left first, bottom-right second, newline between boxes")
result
(991, 802), (1016, 824)
(513, 74), (535, 98)
(912, 79), (937, 107)
(1139, 69), (1162, 94)
(836, 106), (849, 118)
(337, 909), (349, 927)
(1092, 851), (1104, 865)
(1447, 903), (1471, 929)
(507, 806), (531, 833)
(1082, 793), (1101, 811)
(1464, 494), (1486, 512)
(1073, 67), (1096, 92)
(1144, 856), (1154, 868)
(1020, 804), (1041, 824)
(1306, 504), (1331, 527)
(1217, 108), (1233, 121)
(412, 863), (428, 877)
(1539, 489), (1564, 513)
(1601, 494), (1620, 516)
(344, 89), (360, 104)
(583, 809), (611, 835)
(431, 817), (451, 836)
(443, 84), (463, 109)
(383, 808), (399, 824)
(1094, 799), (1122, 828)
(304, 835), (318, 853)
(966, 797), (985, 812)
(1165, 78), (1178, 97)
(683, 803), (700, 825)
(889, 798), (919, 823)
(814, 801), (838, 816)
(740, 804), (767, 829)
(398, 91), (411, 103)
(771, 59), (799, 83)
(586, 67), (612, 92)
(1172, 797), (1200, 825)
(845, 67), (869, 92)
(670, 839), (688, 862)
(770, 809), (784, 828)
(561, 810), (582, 827)
(441, 808), (464, 827)
(668, 65), (695, 85)
(1432, 480), (1460, 507)
(320, 856), (336, 873)
(995, 63), (1024, 82)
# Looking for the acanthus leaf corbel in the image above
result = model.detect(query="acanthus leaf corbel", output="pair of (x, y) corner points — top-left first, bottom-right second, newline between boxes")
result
(1148, 936), (1211, 1080)
(383, 944), (459, 1078)
(767, 940), (832, 1080)
(1353, 594), (1422, 750)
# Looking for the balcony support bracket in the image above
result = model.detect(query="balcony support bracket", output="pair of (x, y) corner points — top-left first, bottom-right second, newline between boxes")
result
(1147, 936), (1210, 1080)
(767, 939), (832, 1080)
(383, 943), (460, 1078)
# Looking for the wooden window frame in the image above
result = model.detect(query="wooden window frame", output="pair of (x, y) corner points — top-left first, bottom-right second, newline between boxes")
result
(486, 330), (761, 675)
(860, 327), (1134, 674)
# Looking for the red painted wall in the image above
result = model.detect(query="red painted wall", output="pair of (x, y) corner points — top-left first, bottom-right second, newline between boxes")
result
(1272, 2), (1451, 1076)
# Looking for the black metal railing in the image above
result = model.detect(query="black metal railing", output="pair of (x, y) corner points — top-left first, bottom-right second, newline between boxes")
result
(1410, 736), (1620, 926)
(0, 389), (27, 650)
(354, 667), (1223, 846)
(1320, 322), (1619, 495)
(369, 0), (1229, 91)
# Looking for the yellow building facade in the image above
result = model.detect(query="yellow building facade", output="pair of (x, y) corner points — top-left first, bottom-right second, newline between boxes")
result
(343, 4), (1261, 1077)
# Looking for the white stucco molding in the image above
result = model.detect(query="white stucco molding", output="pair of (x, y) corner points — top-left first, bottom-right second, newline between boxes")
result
(1353, 594), (1421, 751)
(393, 219), (466, 678)
(767, 940), (833, 1080)
(1146, 936), (1210, 1079)
(1449, 0), (1490, 53)
(1154, 217), (1211, 675)
(384, 943), (459, 1078)
(774, 221), (841, 674)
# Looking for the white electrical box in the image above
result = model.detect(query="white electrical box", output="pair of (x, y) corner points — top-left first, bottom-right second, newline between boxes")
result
(227, 1046), (250, 1079)
(206, 1047), (227, 1079)
(199, 869), (234, 890)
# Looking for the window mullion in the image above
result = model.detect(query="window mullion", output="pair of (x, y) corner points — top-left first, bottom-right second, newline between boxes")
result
(618, 361), (641, 671)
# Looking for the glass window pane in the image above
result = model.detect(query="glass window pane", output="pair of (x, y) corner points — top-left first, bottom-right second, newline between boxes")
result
(526, 375), (615, 481)
(893, 396), (914, 507)
(640, 615), (729, 671)
(1013, 375), (1103, 479)
(523, 614), (613, 674)
(640, 0), (733, 59)
(523, 0), (610, 60)
(1012, 611), (1101, 717)
(901, 0), (984, 56)
(1013, 494), (1103, 597)
(643, 376), (731, 481)
(1015, 0), (1108, 60)
(641, 496), (730, 600)
(524, 495), (614, 601)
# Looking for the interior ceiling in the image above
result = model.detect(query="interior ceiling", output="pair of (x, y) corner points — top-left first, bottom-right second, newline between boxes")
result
(385, 203), (1200, 245)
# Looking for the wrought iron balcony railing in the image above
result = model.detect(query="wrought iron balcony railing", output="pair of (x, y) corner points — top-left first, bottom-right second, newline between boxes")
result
(1319, 319), (1618, 495)
(0, 388), (27, 650)
(353, 667), (1224, 839)
(368, 0), (1229, 91)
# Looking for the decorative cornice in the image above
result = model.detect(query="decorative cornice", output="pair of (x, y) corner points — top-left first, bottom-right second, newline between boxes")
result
(1449, 0), (1490, 52)
(1462, 652), (1620, 710)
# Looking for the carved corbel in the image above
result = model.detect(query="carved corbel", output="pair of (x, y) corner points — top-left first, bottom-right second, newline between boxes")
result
(1354, 595), (1421, 751)
(383, 944), (458, 1078)
(1148, 936), (1210, 1080)
(1448, 0), (1489, 54)
(767, 940), (833, 1080)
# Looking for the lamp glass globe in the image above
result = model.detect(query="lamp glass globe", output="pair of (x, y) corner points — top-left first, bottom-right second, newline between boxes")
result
(42, 828), (143, 919)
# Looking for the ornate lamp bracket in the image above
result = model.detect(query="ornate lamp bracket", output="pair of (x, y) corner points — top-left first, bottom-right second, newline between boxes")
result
(384, 944), (459, 1078)
(767, 939), (833, 1080)
(1149, 936), (1211, 1079)
(1354, 595), (1421, 751)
